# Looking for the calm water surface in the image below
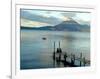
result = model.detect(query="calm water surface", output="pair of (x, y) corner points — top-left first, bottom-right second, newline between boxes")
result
(20, 29), (90, 69)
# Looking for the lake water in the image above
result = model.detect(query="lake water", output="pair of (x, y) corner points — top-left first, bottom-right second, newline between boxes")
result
(20, 29), (90, 69)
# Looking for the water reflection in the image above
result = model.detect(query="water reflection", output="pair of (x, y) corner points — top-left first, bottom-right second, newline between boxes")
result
(20, 30), (90, 69)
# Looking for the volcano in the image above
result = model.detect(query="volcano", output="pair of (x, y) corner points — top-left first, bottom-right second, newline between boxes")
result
(21, 18), (90, 32)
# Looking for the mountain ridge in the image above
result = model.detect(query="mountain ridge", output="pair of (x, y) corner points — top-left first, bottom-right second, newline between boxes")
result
(21, 19), (90, 32)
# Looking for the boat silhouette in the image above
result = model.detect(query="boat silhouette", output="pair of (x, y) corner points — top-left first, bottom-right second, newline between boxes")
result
(42, 37), (47, 40)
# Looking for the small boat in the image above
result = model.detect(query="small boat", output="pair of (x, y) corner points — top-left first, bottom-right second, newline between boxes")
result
(42, 37), (47, 40)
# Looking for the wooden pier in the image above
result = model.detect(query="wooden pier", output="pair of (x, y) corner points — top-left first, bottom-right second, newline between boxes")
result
(52, 41), (90, 67)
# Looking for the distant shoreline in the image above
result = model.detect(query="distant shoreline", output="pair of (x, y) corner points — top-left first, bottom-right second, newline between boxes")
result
(21, 26), (90, 32)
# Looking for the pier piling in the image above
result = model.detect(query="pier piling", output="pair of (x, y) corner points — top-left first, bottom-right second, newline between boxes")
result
(83, 57), (86, 66)
(53, 41), (56, 60)
(80, 53), (82, 66)
(52, 41), (89, 67)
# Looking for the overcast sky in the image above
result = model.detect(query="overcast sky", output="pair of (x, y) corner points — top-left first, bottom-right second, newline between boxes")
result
(20, 9), (91, 27)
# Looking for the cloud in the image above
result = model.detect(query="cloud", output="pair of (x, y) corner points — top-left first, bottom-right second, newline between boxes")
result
(20, 9), (91, 26)
(62, 12), (76, 17)
(62, 12), (91, 25)
(20, 10), (62, 25)
(21, 18), (51, 27)
(72, 13), (91, 25)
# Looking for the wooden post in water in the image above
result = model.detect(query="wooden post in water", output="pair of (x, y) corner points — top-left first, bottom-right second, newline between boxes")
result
(56, 41), (62, 53)
(54, 41), (55, 53)
(64, 53), (67, 62)
(73, 54), (75, 64)
(58, 53), (61, 61)
(71, 53), (72, 64)
(58, 41), (62, 61)
(63, 53), (67, 67)
(71, 54), (75, 65)
(59, 41), (62, 53)
(59, 41), (60, 48)
(80, 53), (82, 66)
(53, 41), (56, 60)
(83, 57), (86, 66)
(71, 54), (74, 65)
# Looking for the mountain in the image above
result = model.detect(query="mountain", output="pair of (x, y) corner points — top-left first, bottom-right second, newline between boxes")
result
(21, 19), (90, 32)
(54, 20), (90, 32)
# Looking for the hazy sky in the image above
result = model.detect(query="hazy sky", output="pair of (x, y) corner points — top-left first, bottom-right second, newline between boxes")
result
(20, 9), (91, 27)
